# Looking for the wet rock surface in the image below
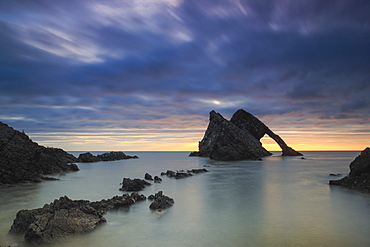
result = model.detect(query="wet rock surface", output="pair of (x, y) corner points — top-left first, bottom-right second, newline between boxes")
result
(190, 109), (302, 161)
(148, 191), (174, 210)
(0, 121), (79, 187)
(9, 193), (145, 244)
(330, 147), (370, 193)
(119, 178), (151, 191)
(77, 151), (138, 163)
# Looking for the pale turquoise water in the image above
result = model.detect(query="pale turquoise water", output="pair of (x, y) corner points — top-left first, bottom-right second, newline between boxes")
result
(1, 151), (370, 247)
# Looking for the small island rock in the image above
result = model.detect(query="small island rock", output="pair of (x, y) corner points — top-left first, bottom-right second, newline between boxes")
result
(148, 191), (174, 210)
(119, 178), (151, 191)
(77, 151), (138, 163)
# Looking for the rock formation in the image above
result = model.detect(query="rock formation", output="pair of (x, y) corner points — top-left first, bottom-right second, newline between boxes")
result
(119, 178), (151, 191)
(160, 168), (209, 179)
(148, 191), (174, 210)
(230, 109), (303, 156)
(9, 193), (146, 244)
(0, 121), (79, 187)
(190, 109), (302, 161)
(77, 151), (138, 162)
(329, 147), (370, 193)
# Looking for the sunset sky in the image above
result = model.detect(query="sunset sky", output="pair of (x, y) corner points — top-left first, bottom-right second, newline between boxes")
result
(1, 0), (369, 152)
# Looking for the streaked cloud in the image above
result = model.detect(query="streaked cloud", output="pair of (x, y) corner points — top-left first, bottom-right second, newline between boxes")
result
(0, 0), (369, 151)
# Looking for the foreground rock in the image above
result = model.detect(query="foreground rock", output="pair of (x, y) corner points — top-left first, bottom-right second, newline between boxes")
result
(330, 147), (370, 193)
(148, 191), (174, 210)
(190, 109), (302, 161)
(119, 178), (151, 191)
(77, 151), (138, 162)
(0, 122), (79, 187)
(9, 193), (146, 244)
(160, 168), (209, 179)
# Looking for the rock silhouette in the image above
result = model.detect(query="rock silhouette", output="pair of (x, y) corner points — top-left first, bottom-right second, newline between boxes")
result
(190, 109), (302, 160)
(330, 147), (370, 193)
(77, 151), (138, 162)
(0, 121), (79, 187)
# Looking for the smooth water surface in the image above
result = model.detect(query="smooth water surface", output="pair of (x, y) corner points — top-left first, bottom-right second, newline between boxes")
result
(1, 151), (370, 247)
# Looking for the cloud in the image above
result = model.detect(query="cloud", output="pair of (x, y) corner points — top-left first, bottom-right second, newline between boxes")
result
(0, 0), (369, 150)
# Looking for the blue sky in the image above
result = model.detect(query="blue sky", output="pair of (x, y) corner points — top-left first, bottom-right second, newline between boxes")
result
(0, 0), (369, 151)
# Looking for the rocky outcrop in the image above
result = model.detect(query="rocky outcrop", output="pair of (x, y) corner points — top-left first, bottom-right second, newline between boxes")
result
(9, 193), (146, 244)
(160, 168), (209, 179)
(329, 148), (370, 193)
(231, 109), (302, 156)
(190, 109), (302, 161)
(0, 121), (79, 187)
(77, 151), (138, 163)
(119, 178), (151, 191)
(148, 191), (174, 210)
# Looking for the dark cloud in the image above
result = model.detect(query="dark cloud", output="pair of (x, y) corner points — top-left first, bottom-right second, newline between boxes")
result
(0, 0), (369, 149)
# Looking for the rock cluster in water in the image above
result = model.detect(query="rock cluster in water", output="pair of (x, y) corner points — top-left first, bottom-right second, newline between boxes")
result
(9, 193), (146, 244)
(10, 167), (209, 243)
(190, 109), (302, 161)
(329, 147), (370, 193)
(0, 122), (79, 187)
(77, 151), (138, 162)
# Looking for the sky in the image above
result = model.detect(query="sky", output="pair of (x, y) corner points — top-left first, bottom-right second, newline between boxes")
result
(0, 0), (369, 152)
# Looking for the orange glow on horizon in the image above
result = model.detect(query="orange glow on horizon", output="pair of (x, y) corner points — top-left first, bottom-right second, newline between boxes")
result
(31, 129), (369, 152)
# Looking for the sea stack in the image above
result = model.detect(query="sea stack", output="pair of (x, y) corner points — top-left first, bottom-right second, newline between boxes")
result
(190, 109), (302, 161)
(0, 121), (79, 187)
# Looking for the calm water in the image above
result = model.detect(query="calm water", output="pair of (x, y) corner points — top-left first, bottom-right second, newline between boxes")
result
(1, 151), (370, 247)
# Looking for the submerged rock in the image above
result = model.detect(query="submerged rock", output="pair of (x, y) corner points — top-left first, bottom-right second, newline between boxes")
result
(119, 178), (151, 191)
(0, 121), (79, 187)
(160, 169), (209, 179)
(154, 176), (162, 183)
(148, 191), (174, 210)
(9, 193), (145, 244)
(190, 109), (302, 161)
(77, 151), (138, 163)
(329, 147), (370, 193)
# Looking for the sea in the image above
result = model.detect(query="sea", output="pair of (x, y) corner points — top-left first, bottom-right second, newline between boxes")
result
(1, 151), (370, 247)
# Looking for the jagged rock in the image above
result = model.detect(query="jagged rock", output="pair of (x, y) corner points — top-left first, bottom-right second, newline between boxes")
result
(154, 176), (162, 183)
(330, 147), (370, 193)
(231, 109), (302, 156)
(9, 193), (145, 244)
(0, 121), (79, 187)
(190, 109), (302, 161)
(119, 178), (151, 191)
(77, 151), (138, 163)
(145, 173), (153, 180)
(148, 191), (174, 210)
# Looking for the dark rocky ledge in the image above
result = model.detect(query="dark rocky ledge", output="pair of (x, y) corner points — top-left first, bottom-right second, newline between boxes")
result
(189, 109), (302, 161)
(77, 151), (138, 163)
(329, 147), (370, 193)
(148, 191), (174, 210)
(119, 178), (151, 191)
(9, 193), (146, 244)
(0, 121), (79, 187)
